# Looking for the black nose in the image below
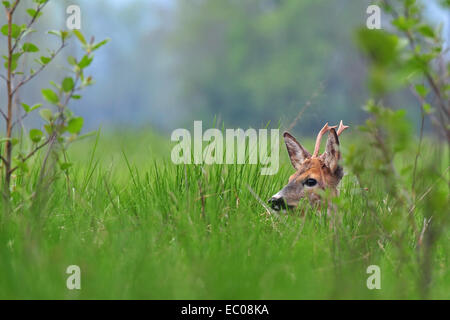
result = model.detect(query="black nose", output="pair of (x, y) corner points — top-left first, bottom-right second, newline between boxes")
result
(268, 196), (286, 211)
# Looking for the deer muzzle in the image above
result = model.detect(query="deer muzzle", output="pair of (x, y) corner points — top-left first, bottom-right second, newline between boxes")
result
(268, 194), (287, 211)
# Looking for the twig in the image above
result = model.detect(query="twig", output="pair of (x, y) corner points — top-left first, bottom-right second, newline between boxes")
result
(286, 81), (325, 132)
(417, 217), (432, 247)
(247, 184), (277, 216)
(11, 2), (48, 53)
(409, 85), (425, 198)
(12, 42), (66, 96)
(0, 109), (7, 121)
(9, 135), (54, 174)
(11, 112), (27, 129)
(0, 155), (8, 166)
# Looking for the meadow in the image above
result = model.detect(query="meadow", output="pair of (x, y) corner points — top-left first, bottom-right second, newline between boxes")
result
(0, 129), (448, 299)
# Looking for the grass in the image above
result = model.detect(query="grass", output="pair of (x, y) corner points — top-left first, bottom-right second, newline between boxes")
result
(0, 130), (448, 299)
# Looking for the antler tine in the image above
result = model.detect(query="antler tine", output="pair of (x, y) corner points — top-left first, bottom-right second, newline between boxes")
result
(336, 120), (349, 136)
(312, 122), (337, 157)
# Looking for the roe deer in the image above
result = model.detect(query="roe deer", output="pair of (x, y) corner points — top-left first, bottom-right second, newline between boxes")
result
(269, 121), (349, 211)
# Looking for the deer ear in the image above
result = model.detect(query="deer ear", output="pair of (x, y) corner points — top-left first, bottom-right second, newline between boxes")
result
(283, 132), (311, 170)
(322, 128), (341, 173)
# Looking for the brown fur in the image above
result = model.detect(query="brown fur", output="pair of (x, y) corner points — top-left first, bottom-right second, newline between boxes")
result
(269, 129), (344, 210)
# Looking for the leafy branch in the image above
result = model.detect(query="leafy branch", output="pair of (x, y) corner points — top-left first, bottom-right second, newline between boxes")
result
(0, 0), (109, 202)
(381, 0), (450, 141)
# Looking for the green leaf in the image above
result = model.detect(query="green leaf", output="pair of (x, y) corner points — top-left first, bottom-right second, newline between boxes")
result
(48, 29), (69, 41)
(26, 8), (43, 19)
(392, 16), (418, 32)
(40, 56), (51, 64)
(415, 84), (428, 98)
(21, 103), (30, 112)
(41, 88), (59, 104)
(59, 162), (73, 170)
(3, 52), (22, 71)
(39, 108), (53, 122)
(22, 42), (39, 52)
(14, 160), (29, 173)
(21, 28), (37, 39)
(73, 30), (87, 45)
(62, 77), (74, 92)
(78, 54), (93, 69)
(67, 56), (77, 66)
(21, 102), (41, 113)
(92, 38), (110, 51)
(4, 59), (17, 71)
(60, 31), (70, 41)
(48, 30), (61, 37)
(423, 103), (432, 114)
(50, 81), (61, 90)
(417, 25), (435, 38)
(44, 124), (52, 134)
(67, 117), (84, 134)
(1, 24), (20, 38)
(29, 129), (43, 143)
(2, 1), (10, 9)
(356, 29), (399, 67)
(30, 103), (43, 112)
(71, 94), (82, 100)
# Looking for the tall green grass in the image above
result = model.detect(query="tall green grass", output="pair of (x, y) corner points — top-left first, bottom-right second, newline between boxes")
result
(0, 130), (448, 299)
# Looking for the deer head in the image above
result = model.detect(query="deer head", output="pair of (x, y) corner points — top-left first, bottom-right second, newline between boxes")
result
(268, 121), (349, 211)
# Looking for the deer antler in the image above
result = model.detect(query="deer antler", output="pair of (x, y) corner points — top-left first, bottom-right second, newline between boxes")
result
(312, 123), (336, 157)
(312, 121), (349, 158)
(336, 120), (349, 136)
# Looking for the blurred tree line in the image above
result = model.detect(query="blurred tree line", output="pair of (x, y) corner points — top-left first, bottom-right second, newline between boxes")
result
(170, 0), (371, 133)
(1, 0), (448, 135)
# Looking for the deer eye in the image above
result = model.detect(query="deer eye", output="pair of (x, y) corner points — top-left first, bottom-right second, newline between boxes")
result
(304, 178), (317, 187)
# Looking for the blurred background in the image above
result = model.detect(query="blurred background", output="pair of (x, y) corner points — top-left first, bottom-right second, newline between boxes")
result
(1, 0), (449, 136)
